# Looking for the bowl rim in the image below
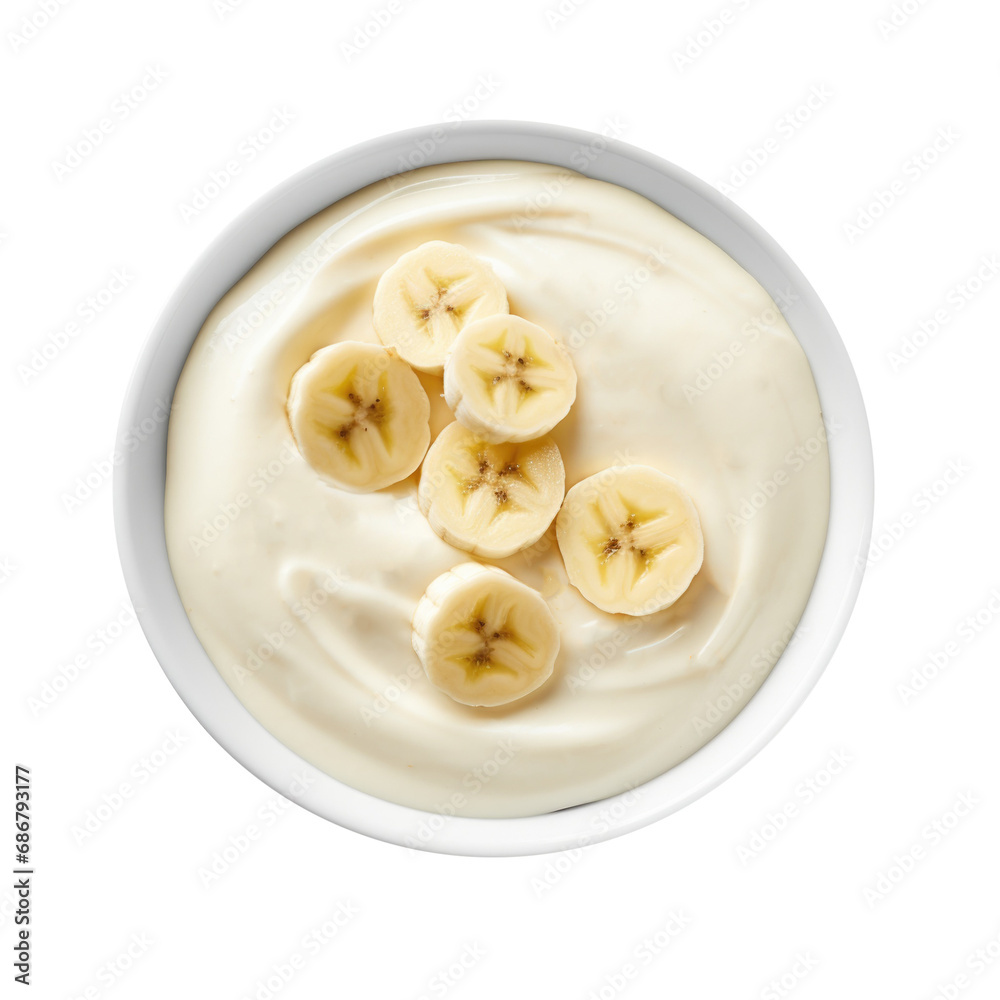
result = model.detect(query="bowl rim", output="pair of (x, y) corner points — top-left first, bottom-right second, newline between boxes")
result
(114, 120), (874, 857)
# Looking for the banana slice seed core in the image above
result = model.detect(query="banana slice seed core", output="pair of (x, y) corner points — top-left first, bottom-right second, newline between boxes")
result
(453, 610), (522, 679)
(462, 452), (526, 517)
(403, 271), (484, 347)
(287, 341), (430, 493)
(316, 373), (394, 463)
(557, 466), (705, 616)
(594, 512), (672, 588)
(412, 563), (560, 707)
(444, 315), (577, 443)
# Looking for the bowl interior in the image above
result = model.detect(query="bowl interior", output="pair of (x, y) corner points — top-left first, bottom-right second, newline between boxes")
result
(114, 121), (873, 857)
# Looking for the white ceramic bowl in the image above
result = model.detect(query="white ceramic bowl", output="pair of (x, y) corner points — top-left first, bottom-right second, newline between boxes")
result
(115, 121), (873, 857)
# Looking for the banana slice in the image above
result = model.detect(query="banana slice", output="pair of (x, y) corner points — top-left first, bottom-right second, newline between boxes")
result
(373, 241), (509, 374)
(418, 422), (565, 558)
(287, 341), (430, 493)
(556, 465), (704, 616)
(443, 315), (578, 443)
(412, 562), (560, 707)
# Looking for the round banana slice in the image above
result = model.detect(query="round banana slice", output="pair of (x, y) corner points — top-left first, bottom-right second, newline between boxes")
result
(412, 562), (560, 707)
(556, 465), (704, 616)
(418, 422), (565, 558)
(373, 241), (509, 374)
(287, 341), (430, 493)
(443, 315), (578, 443)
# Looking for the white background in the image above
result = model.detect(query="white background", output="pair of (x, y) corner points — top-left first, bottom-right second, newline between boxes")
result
(3, 0), (1000, 996)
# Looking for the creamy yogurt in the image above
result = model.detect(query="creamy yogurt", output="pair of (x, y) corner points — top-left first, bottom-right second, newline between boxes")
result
(165, 161), (830, 818)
